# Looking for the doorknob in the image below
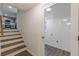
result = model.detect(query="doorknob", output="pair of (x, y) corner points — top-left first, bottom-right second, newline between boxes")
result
(56, 40), (59, 43)
(41, 36), (45, 39)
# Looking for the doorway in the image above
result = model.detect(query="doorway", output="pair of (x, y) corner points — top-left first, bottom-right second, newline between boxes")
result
(44, 3), (71, 56)
(1, 4), (17, 30)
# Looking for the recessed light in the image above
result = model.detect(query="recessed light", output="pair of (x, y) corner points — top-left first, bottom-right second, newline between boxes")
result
(8, 6), (12, 8)
(66, 22), (72, 25)
(63, 19), (68, 22)
(46, 8), (52, 12)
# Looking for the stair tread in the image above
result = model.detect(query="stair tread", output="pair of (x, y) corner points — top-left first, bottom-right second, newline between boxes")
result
(0, 30), (26, 56)
(0, 34), (21, 37)
(1, 41), (24, 49)
(1, 37), (23, 42)
(15, 50), (32, 56)
(1, 45), (26, 56)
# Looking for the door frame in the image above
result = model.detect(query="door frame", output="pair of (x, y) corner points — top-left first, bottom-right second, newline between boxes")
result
(70, 3), (79, 56)
(42, 3), (79, 56)
(42, 3), (56, 56)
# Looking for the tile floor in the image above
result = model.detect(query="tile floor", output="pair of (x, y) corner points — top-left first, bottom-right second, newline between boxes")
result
(45, 44), (70, 56)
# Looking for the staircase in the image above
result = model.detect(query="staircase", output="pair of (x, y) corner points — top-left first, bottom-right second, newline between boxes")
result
(0, 29), (31, 56)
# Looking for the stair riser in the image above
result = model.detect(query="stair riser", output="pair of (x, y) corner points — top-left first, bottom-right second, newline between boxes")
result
(0, 29), (27, 56)
(1, 43), (25, 52)
(1, 39), (23, 46)
(1, 37), (22, 42)
(0, 35), (22, 40)
(1, 41), (24, 49)
(3, 29), (19, 32)
(1, 45), (26, 56)
(7, 48), (26, 56)
(3, 32), (20, 35)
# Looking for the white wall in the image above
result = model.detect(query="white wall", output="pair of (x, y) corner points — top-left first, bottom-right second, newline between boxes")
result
(0, 4), (2, 15)
(78, 4), (79, 56)
(44, 3), (71, 52)
(16, 10), (24, 31)
(18, 4), (44, 56)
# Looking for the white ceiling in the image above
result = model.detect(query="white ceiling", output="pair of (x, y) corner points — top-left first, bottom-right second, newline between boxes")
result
(2, 3), (38, 11)
(2, 5), (17, 15)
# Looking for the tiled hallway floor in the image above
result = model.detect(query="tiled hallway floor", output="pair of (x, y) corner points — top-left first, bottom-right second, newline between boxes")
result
(45, 44), (70, 56)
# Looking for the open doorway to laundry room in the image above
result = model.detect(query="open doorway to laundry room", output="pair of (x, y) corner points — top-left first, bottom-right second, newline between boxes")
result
(43, 3), (72, 56)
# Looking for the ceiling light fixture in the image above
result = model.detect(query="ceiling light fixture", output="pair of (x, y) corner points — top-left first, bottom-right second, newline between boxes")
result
(66, 22), (72, 25)
(46, 8), (52, 12)
(63, 19), (68, 22)
(8, 6), (12, 8)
